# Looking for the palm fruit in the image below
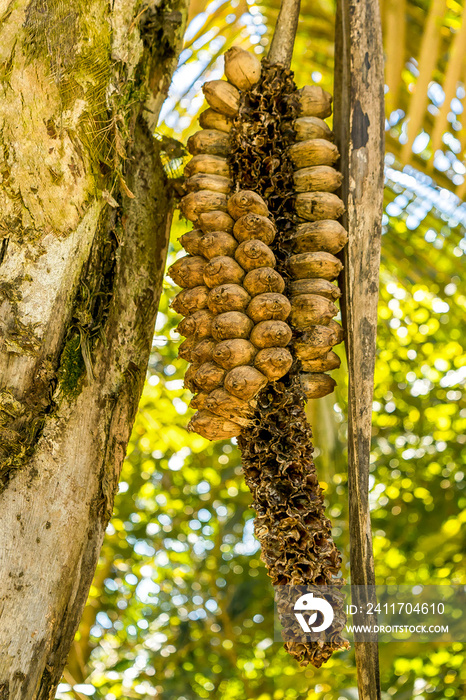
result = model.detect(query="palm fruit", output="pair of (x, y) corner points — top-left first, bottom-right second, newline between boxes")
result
(298, 85), (333, 117)
(295, 192), (345, 221)
(234, 239), (276, 270)
(177, 309), (213, 338)
(171, 286), (209, 315)
(184, 154), (230, 177)
(199, 210), (234, 233)
(203, 256), (245, 287)
(168, 49), (349, 666)
(288, 220), (348, 254)
(246, 293), (291, 322)
(224, 365), (267, 401)
(191, 338), (217, 364)
(294, 165), (343, 193)
(228, 190), (269, 219)
(204, 388), (256, 427)
(290, 294), (338, 328)
(243, 267), (285, 295)
(254, 347), (293, 380)
(180, 191), (228, 225)
(300, 372), (337, 398)
(288, 251), (343, 280)
(207, 284), (251, 314)
(211, 311), (253, 340)
(202, 80), (240, 116)
(187, 130), (230, 157)
(168, 255), (206, 288)
(289, 278), (341, 301)
(289, 138), (340, 168)
(233, 213), (276, 245)
(250, 320), (292, 348)
(224, 46), (261, 90)
(293, 116), (334, 141)
(178, 229), (204, 255)
(186, 173), (232, 194)
(195, 362), (226, 391)
(198, 231), (237, 259)
(188, 410), (242, 439)
(301, 350), (341, 372)
(199, 109), (233, 133)
(212, 339), (257, 370)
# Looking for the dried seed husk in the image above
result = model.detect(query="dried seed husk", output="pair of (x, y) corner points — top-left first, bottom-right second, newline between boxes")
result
(188, 409), (242, 439)
(294, 325), (339, 360)
(212, 311), (253, 340)
(328, 319), (345, 343)
(289, 139), (339, 169)
(180, 191), (228, 225)
(177, 309), (214, 338)
(294, 166), (343, 193)
(301, 350), (341, 372)
(187, 130), (230, 158)
(203, 80), (240, 117)
(195, 362), (226, 391)
(288, 251), (343, 281)
(247, 292), (291, 323)
(250, 320), (292, 348)
(198, 231), (237, 260)
(298, 85), (333, 118)
(184, 362), (201, 392)
(184, 154), (230, 178)
(199, 210), (235, 233)
(243, 267), (285, 296)
(186, 173), (232, 195)
(300, 372), (336, 398)
(191, 338), (217, 364)
(178, 336), (197, 362)
(168, 255), (206, 288)
(235, 239), (276, 271)
(295, 192), (345, 222)
(254, 347), (293, 381)
(233, 213), (276, 245)
(171, 286), (209, 315)
(224, 46), (261, 90)
(199, 108), (233, 133)
(207, 284), (251, 314)
(293, 116), (334, 142)
(205, 388), (255, 427)
(179, 229), (204, 256)
(190, 392), (209, 410)
(227, 190), (269, 219)
(289, 278), (342, 301)
(212, 338), (257, 370)
(289, 220), (348, 255)
(203, 255), (245, 288)
(290, 294), (338, 329)
(224, 365), (268, 401)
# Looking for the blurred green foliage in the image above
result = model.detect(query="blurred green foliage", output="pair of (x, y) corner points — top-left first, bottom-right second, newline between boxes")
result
(58, 0), (465, 698)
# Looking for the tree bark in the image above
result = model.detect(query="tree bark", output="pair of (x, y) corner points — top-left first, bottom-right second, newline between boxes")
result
(334, 0), (384, 698)
(0, 1), (186, 697)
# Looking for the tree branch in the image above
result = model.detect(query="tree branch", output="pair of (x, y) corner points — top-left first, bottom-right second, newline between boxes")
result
(267, 0), (301, 68)
(334, 0), (384, 697)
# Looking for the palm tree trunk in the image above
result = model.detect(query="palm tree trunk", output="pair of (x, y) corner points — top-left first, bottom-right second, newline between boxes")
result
(334, 0), (385, 697)
(0, 1), (186, 697)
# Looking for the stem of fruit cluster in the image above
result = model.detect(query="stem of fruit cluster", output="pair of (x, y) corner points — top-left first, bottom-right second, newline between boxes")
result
(268, 0), (301, 68)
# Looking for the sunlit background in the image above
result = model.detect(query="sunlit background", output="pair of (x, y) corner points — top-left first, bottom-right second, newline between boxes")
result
(57, 0), (465, 697)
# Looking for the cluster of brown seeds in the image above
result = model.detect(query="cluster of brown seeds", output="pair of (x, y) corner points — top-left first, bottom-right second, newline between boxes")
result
(287, 99), (347, 398)
(169, 188), (293, 440)
(169, 47), (348, 440)
(168, 46), (349, 666)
